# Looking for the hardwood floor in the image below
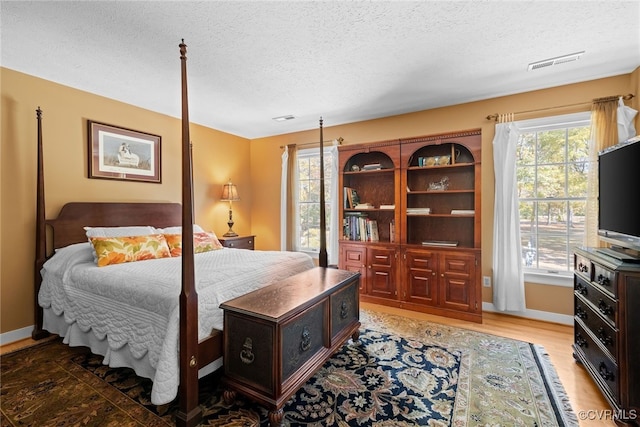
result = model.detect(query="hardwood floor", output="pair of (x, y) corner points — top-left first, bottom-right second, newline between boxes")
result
(1, 304), (615, 426)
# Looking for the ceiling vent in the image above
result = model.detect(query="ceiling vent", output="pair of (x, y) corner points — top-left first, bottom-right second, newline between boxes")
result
(272, 115), (296, 122)
(528, 51), (585, 71)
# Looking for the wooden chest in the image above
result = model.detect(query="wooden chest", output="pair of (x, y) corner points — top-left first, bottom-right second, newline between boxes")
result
(220, 267), (361, 426)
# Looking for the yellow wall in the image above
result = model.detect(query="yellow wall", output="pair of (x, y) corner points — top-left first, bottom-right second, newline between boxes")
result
(251, 68), (640, 318)
(1, 68), (250, 334)
(2, 65), (639, 335)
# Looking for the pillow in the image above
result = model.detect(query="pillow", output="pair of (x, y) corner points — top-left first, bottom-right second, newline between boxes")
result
(155, 225), (205, 234)
(164, 231), (223, 257)
(89, 234), (171, 267)
(85, 226), (158, 263)
(84, 226), (157, 239)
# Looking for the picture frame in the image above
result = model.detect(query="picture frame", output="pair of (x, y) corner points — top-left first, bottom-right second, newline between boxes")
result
(88, 121), (161, 183)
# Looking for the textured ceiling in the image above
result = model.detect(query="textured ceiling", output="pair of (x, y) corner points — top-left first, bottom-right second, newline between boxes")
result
(2, 1), (639, 139)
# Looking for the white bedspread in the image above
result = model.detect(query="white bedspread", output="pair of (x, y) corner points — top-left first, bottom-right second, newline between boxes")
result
(38, 243), (315, 404)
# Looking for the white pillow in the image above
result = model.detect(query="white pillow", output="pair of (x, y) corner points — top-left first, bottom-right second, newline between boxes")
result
(84, 226), (157, 263)
(84, 226), (157, 239)
(155, 225), (205, 234)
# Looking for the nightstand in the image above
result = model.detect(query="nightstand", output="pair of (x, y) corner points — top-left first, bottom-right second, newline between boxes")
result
(218, 235), (255, 250)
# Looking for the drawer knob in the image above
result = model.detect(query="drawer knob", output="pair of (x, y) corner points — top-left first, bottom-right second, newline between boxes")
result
(578, 263), (589, 273)
(300, 327), (311, 352)
(596, 274), (610, 287)
(575, 283), (588, 296)
(597, 327), (613, 347)
(576, 306), (588, 320)
(240, 337), (255, 365)
(575, 333), (588, 348)
(598, 362), (615, 381)
(597, 299), (614, 316)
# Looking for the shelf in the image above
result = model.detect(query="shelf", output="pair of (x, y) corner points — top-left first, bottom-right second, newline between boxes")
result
(406, 214), (474, 217)
(407, 189), (474, 195)
(345, 208), (395, 212)
(407, 162), (474, 170)
(343, 168), (394, 175)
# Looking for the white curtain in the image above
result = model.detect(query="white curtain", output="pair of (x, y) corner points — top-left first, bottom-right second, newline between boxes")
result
(280, 146), (289, 251)
(328, 141), (339, 265)
(492, 116), (526, 312)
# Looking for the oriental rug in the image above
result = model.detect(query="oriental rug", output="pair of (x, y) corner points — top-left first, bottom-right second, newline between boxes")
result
(0, 310), (577, 426)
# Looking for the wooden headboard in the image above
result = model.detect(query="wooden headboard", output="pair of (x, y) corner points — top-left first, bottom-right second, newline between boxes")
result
(46, 202), (182, 250)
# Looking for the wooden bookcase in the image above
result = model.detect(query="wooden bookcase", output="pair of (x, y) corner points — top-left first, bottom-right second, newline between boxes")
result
(338, 129), (482, 322)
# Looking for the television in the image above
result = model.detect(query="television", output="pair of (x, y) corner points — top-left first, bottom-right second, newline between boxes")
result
(597, 138), (640, 260)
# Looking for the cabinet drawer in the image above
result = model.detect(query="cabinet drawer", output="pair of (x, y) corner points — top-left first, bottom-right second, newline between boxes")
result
(575, 275), (617, 326)
(593, 263), (617, 298)
(330, 279), (359, 340)
(220, 236), (255, 250)
(342, 245), (366, 266)
(281, 301), (325, 383)
(575, 294), (617, 357)
(369, 248), (393, 267)
(575, 321), (619, 402)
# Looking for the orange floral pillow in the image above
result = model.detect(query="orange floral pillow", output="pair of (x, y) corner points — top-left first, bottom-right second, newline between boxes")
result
(164, 232), (223, 257)
(89, 234), (171, 267)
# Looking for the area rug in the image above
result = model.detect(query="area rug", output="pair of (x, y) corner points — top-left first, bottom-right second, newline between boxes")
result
(0, 310), (578, 426)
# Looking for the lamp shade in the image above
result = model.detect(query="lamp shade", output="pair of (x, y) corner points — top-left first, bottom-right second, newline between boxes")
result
(220, 181), (240, 201)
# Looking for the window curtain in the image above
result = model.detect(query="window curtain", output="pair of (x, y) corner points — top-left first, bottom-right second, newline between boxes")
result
(492, 114), (526, 312)
(328, 141), (339, 265)
(584, 98), (619, 247)
(280, 144), (298, 251)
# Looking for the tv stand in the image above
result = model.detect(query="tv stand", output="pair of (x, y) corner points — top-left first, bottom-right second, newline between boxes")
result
(595, 247), (640, 263)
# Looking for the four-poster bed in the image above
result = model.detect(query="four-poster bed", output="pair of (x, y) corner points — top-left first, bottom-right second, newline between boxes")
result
(32, 40), (357, 427)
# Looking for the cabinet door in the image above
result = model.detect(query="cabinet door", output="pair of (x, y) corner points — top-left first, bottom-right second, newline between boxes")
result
(367, 247), (397, 299)
(339, 244), (367, 292)
(404, 249), (438, 306)
(439, 252), (477, 312)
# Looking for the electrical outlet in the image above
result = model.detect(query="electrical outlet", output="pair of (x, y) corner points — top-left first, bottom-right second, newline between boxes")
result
(483, 276), (491, 287)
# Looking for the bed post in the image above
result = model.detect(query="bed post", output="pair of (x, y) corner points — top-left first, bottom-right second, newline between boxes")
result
(175, 39), (202, 427)
(32, 107), (49, 340)
(318, 117), (328, 268)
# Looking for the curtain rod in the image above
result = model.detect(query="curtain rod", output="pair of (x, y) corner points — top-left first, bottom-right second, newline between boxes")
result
(486, 93), (635, 121)
(279, 137), (343, 149)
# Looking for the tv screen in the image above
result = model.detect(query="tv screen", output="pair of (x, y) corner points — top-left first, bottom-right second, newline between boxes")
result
(598, 139), (640, 252)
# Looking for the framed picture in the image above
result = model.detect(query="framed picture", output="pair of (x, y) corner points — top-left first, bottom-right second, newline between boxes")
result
(88, 121), (161, 183)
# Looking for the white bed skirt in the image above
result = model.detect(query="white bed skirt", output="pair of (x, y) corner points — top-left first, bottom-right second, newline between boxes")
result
(43, 307), (221, 385)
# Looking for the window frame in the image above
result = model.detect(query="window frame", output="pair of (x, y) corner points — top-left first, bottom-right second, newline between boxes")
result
(515, 112), (591, 287)
(295, 146), (334, 257)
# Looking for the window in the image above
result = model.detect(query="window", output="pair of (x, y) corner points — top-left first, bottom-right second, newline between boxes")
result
(516, 112), (591, 279)
(296, 147), (334, 253)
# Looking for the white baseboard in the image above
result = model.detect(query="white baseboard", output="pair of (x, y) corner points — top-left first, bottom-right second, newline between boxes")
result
(0, 325), (34, 346)
(482, 302), (573, 326)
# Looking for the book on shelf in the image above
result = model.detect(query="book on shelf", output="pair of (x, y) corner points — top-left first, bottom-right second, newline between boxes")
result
(379, 204), (395, 209)
(389, 219), (395, 243)
(362, 163), (382, 171)
(406, 207), (431, 215)
(451, 209), (475, 215)
(343, 214), (380, 242)
(354, 203), (374, 209)
(421, 240), (459, 247)
(368, 220), (379, 242)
